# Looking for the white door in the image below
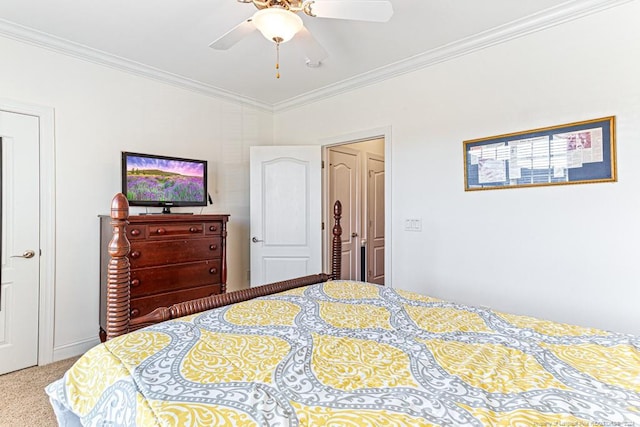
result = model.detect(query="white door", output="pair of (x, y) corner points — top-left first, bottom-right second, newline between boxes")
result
(0, 111), (40, 374)
(367, 154), (385, 285)
(249, 146), (322, 286)
(328, 147), (360, 280)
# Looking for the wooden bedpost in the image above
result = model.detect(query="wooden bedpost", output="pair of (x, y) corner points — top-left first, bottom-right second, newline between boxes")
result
(105, 193), (131, 341)
(331, 200), (342, 280)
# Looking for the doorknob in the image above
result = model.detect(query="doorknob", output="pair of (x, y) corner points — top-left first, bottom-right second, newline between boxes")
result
(11, 250), (36, 259)
(252, 237), (263, 243)
(351, 232), (358, 238)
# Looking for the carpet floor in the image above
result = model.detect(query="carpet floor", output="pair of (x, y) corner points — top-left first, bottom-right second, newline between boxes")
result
(0, 357), (79, 426)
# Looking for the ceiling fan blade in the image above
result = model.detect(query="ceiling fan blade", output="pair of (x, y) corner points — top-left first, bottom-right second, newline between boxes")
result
(296, 26), (328, 66)
(306, 0), (393, 22)
(209, 19), (256, 50)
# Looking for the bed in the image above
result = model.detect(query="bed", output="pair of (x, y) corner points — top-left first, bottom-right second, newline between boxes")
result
(46, 194), (640, 426)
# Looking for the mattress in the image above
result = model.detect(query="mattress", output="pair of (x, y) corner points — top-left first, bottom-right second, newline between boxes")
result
(47, 281), (640, 426)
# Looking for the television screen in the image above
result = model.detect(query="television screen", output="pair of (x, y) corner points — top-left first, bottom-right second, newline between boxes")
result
(122, 152), (207, 211)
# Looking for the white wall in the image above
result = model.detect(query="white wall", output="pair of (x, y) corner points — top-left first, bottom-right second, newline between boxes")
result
(275, 2), (640, 335)
(0, 36), (273, 358)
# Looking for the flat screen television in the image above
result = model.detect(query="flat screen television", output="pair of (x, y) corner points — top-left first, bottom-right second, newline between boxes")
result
(122, 151), (207, 214)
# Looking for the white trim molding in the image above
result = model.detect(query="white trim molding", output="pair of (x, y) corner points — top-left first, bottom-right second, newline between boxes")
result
(0, 98), (56, 366)
(273, 0), (634, 112)
(0, 0), (632, 113)
(53, 337), (100, 362)
(0, 19), (273, 113)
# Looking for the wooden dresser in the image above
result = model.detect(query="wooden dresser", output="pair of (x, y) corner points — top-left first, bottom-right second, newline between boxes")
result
(99, 213), (229, 341)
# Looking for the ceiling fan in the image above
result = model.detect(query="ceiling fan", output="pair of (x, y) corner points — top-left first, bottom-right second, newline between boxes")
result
(209, 0), (394, 77)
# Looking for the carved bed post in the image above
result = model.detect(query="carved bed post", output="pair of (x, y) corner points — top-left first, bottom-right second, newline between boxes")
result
(105, 193), (131, 340)
(331, 200), (342, 280)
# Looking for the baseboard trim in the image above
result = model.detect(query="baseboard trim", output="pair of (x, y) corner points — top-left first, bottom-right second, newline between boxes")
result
(51, 337), (100, 363)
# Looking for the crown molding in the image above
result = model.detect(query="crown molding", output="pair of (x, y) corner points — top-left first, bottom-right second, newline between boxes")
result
(0, 0), (632, 114)
(273, 0), (633, 112)
(0, 18), (273, 112)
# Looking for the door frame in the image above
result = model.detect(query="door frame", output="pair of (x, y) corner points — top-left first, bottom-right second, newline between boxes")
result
(321, 126), (392, 286)
(0, 98), (55, 366)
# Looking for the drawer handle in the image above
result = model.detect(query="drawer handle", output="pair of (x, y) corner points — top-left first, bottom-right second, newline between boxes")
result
(130, 251), (141, 258)
(209, 267), (218, 274)
(130, 229), (141, 236)
(209, 244), (218, 250)
(209, 225), (217, 232)
(131, 279), (140, 287)
(189, 227), (199, 233)
(155, 228), (166, 235)
(131, 308), (140, 317)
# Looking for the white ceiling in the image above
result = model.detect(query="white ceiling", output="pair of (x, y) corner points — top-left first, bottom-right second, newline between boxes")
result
(0, 0), (623, 111)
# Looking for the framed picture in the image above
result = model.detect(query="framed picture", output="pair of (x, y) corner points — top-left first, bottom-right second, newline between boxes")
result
(463, 116), (616, 191)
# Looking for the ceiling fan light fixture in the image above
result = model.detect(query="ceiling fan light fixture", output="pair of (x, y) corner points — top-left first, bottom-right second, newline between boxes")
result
(252, 7), (303, 43)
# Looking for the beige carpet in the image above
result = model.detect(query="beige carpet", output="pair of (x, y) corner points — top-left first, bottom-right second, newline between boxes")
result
(0, 357), (79, 427)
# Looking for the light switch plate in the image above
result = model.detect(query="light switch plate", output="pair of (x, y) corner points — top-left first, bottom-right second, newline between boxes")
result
(404, 219), (422, 231)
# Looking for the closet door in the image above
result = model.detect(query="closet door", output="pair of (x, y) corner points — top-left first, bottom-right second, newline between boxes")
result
(328, 146), (360, 280)
(367, 154), (385, 285)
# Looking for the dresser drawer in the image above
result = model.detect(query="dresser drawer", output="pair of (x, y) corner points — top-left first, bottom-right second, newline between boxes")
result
(147, 223), (205, 239)
(126, 225), (148, 240)
(131, 260), (221, 298)
(129, 237), (222, 268)
(130, 284), (222, 319)
(205, 221), (223, 235)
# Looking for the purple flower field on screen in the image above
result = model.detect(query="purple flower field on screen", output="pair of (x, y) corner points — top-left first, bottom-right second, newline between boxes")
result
(127, 174), (204, 202)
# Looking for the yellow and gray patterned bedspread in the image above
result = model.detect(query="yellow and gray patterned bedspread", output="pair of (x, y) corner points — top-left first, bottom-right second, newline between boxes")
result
(47, 281), (640, 426)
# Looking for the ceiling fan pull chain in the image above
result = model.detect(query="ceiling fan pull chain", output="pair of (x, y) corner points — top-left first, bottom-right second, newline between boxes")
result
(275, 40), (281, 79)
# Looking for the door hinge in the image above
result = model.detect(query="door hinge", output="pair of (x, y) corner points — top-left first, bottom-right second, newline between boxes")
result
(322, 160), (325, 169)
(369, 170), (373, 177)
(321, 222), (325, 230)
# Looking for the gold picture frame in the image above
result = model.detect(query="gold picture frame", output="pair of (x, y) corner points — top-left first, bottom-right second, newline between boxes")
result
(463, 116), (616, 191)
